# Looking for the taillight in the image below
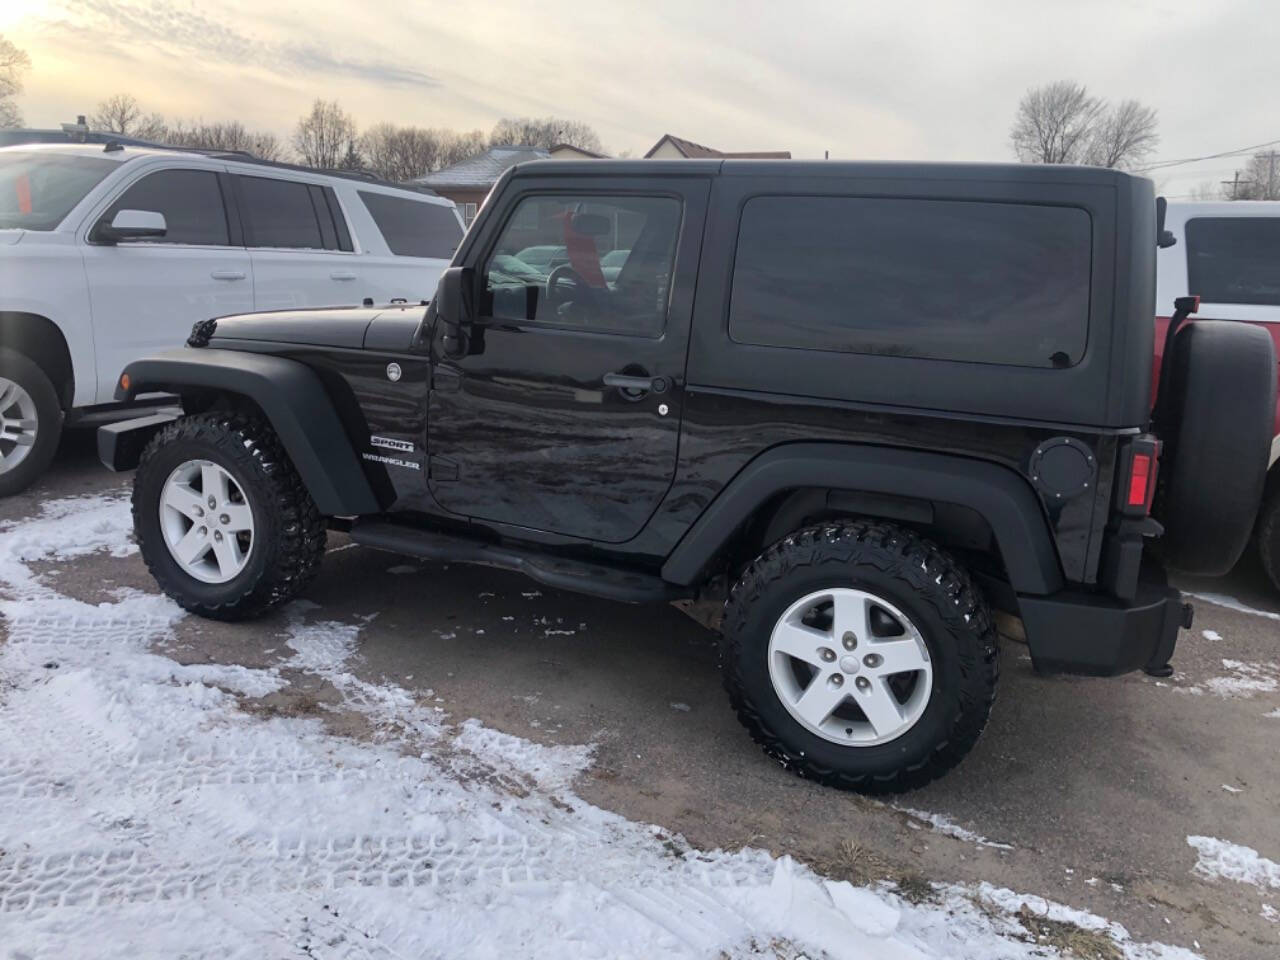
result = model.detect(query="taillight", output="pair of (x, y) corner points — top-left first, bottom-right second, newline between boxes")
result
(1121, 437), (1161, 516)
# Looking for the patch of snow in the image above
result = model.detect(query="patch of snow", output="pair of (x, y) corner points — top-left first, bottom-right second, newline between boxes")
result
(1176, 659), (1280, 698)
(0, 497), (1202, 959)
(521, 590), (542, 598)
(1221, 784), (1243, 794)
(1267, 709), (1280, 719)
(325, 542), (358, 554)
(1200, 629), (1221, 641)
(1187, 836), (1280, 889)
(1183, 591), (1280, 622)
(671, 702), (692, 712)
(1263, 903), (1277, 923)
(893, 806), (1014, 851)
(386, 564), (417, 574)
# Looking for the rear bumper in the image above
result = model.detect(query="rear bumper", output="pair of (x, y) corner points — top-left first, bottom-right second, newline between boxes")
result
(97, 411), (179, 472)
(1017, 562), (1192, 676)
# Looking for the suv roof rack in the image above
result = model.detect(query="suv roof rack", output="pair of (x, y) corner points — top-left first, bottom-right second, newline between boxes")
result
(127, 142), (439, 195)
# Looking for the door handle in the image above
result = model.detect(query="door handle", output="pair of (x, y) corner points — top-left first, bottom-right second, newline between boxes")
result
(603, 372), (668, 394)
(330, 271), (358, 281)
(210, 270), (246, 281)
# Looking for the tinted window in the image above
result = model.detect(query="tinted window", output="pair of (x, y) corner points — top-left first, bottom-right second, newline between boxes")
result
(238, 175), (324, 249)
(105, 169), (229, 245)
(0, 151), (118, 231)
(1186, 217), (1280, 306)
(482, 194), (681, 337)
(729, 196), (1092, 368)
(359, 191), (463, 258)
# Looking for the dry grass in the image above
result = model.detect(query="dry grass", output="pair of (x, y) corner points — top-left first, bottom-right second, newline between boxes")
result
(817, 838), (936, 905)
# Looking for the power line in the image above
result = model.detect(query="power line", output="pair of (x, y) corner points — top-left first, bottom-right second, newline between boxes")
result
(1136, 136), (1280, 172)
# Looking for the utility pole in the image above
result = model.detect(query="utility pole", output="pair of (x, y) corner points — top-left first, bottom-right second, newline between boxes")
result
(1266, 150), (1278, 200)
(1221, 169), (1256, 200)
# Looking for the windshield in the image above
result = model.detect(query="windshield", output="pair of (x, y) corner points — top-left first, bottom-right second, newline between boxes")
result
(0, 151), (120, 231)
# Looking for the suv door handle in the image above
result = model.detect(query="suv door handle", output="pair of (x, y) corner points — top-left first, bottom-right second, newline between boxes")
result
(603, 372), (668, 394)
(210, 270), (246, 281)
(330, 271), (358, 281)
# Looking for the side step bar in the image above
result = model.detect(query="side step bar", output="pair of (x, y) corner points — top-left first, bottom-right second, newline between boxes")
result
(348, 520), (682, 604)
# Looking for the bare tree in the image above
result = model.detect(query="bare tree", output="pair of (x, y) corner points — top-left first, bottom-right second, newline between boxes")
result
(359, 125), (489, 181)
(90, 93), (168, 141)
(0, 34), (31, 129)
(293, 99), (356, 168)
(164, 119), (283, 161)
(490, 116), (602, 153)
(1188, 181), (1221, 202)
(1085, 99), (1159, 169)
(1010, 81), (1103, 164)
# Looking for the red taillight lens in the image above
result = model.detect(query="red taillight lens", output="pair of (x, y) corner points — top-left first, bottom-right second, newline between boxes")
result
(1121, 438), (1161, 516)
(1127, 453), (1152, 508)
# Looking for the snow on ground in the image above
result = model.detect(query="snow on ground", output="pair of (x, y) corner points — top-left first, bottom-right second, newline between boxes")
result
(0, 496), (1202, 959)
(1187, 836), (1280, 890)
(1173, 658), (1280, 698)
(1181, 590), (1280, 622)
(890, 806), (1014, 851)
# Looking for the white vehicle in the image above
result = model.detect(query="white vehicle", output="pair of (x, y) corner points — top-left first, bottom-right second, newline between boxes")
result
(0, 143), (464, 495)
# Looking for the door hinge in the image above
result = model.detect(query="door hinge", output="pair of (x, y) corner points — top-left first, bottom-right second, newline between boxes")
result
(428, 456), (458, 481)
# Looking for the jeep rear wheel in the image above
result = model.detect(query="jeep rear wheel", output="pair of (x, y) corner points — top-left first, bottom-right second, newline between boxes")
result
(721, 520), (998, 793)
(1258, 483), (1280, 593)
(133, 412), (326, 620)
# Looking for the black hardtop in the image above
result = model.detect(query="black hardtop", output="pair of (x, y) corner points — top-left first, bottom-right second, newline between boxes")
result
(506, 157), (1150, 189)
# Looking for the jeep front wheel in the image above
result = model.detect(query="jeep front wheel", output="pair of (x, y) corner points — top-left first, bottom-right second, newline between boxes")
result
(133, 412), (326, 620)
(721, 520), (998, 793)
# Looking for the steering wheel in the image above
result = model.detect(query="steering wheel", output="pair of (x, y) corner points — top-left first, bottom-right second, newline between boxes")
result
(545, 263), (587, 310)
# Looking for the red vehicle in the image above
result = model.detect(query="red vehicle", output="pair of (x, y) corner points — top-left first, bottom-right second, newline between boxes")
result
(1156, 201), (1280, 590)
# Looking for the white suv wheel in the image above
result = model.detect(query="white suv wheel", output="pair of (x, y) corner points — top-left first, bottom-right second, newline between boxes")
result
(0, 377), (39, 476)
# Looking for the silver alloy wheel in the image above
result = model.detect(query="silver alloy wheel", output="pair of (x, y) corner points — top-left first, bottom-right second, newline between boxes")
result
(768, 587), (933, 746)
(0, 377), (39, 475)
(158, 460), (255, 584)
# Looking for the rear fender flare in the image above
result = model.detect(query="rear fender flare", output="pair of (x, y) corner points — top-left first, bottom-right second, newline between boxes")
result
(661, 442), (1065, 596)
(117, 348), (379, 516)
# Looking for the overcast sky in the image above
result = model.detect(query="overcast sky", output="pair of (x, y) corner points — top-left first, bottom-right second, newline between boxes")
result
(4, 0), (1277, 196)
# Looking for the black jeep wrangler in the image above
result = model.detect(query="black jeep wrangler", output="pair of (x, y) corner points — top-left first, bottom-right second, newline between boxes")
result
(103, 160), (1277, 793)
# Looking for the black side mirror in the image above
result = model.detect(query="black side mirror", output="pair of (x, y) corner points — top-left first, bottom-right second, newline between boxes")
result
(1156, 197), (1176, 249)
(435, 266), (475, 357)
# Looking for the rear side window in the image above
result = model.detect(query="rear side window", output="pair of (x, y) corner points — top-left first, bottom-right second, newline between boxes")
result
(104, 169), (229, 246)
(358, 191), (463, 258)
(729, 196), (1092, 368)
(237, 175), (326, 249)
(1186, 217), (1280, 306)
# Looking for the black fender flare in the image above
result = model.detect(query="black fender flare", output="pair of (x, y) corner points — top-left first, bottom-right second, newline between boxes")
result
(116, 348), (379, 517)
(661, 442), (1065, 595)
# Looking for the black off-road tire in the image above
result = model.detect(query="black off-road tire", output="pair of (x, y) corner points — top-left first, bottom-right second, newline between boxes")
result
(1258, 482), (1280, 594)
(133, 412), (326, 621)
(720, 520), (998, 794)
(0, 350), (63, 498)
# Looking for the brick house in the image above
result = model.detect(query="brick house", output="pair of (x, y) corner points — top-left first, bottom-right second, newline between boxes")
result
(414, 145), (549, 228)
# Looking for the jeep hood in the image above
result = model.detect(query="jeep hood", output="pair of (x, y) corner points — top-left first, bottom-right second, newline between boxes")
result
(207, 304), (426, 350)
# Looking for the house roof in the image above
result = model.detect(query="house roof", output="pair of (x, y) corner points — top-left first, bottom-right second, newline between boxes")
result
(548, 142), (607, 158)
(643, 133), (791, 160)
(415, 145), (549, 189)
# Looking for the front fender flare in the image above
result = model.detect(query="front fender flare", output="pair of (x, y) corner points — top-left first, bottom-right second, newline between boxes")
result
(661, 442), (1065, 596)
(116, 348), (379, 517)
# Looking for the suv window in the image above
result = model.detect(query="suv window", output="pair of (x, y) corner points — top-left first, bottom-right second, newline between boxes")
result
(1186, 217), (1280, 306)
(0, 151), (119, 231)
(237, 175), (329, 250)
(729, 196), (1092, 368)
(482, 194), (681, 337)
(358, 191), (463, 258)
(104, 168), (229, 246)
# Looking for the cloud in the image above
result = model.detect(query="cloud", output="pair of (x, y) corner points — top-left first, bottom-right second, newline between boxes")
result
(46, 0), (439, 89)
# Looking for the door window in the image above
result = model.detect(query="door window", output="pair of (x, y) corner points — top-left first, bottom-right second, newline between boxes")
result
(1186, 217), (1280, 306)
(481, 194), (681, 337)
(103, 168), (230, 246)
(237, 175), (330, 249)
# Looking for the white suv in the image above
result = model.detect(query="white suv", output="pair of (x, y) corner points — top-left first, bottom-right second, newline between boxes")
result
(0, 143), (464, 495)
